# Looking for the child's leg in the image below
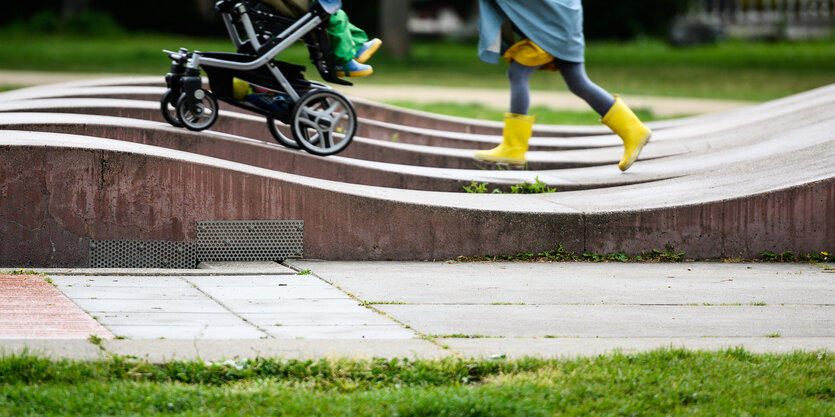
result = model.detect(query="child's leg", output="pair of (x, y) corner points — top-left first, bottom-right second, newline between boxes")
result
(507, 61), (541, 115)
(327, 10), (364, 64)
(556, 60), (615, 116)
(346, 19), (369, 50)
(557, 60), (651, 171)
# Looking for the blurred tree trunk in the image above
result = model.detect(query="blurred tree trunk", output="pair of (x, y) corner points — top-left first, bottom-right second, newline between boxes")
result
(380, 0), (411, 58)
(195, 0), (216, 21)
(62, 0), (89, 17)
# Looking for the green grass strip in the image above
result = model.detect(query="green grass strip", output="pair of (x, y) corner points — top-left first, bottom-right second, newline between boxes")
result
(1, 348), (832, 416)
(385, 101), (669, 125)
(1, 32), (834, 102)
(452, 245), (833, 264)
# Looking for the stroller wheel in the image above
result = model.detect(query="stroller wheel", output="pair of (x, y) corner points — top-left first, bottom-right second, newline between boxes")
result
(266, 117), (301, 149)
(175, 89), (219, 132)
(290, 89), (356, 156)
(160, 89), (184, 128)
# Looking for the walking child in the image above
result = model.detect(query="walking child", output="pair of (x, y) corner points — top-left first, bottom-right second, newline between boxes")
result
(474, 0), (651, 171)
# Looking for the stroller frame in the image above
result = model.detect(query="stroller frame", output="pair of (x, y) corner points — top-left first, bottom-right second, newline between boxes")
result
(160, 0), (357, 156)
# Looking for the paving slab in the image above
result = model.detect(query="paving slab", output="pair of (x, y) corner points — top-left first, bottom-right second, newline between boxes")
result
(101, 339), (448, 362)
(182, 275), (418, 339)
(104, 325), (266, 340)
(0, 340), (106, 360)
(442, 337), (835, 359)
(217, 298), (368, 313)
(287, 261), (835, 355)
(376, 304), (835, 338)
(286, 261), (835, 305)
(93, 312), (250, 327)
(263, 324), (415, 339)
(197, 261), (296, 274)
(49, 273), (416, 340)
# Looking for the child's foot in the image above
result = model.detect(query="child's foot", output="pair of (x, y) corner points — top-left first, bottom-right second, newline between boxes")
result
(355, 38), (382, 64)
(335, 59), (373, 78)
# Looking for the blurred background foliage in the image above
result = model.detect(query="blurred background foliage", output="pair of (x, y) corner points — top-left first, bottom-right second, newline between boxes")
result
(0, 0), (691, 40)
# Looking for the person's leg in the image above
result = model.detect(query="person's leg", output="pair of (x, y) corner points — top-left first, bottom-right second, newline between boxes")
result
(327, 10), (375, 76)
(507, 60), (540, 115)
(473, 61), (538, 165)
(557, 60), (651, 171)
(346, 20), (369, 49)
(327, 10), (360, 64)
(342, 14), (380, 64)
(556, 60), (615, 117)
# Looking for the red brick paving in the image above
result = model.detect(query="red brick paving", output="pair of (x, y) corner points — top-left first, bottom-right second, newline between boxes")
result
(0, 274), (112, 339)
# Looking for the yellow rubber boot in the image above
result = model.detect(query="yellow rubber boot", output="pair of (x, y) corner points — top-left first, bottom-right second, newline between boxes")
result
(474, 113), (535, 165)
(601, 96), (652, 171)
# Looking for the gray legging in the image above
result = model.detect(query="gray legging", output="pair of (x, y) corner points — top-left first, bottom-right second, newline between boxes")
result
(507, 59), (615, 117)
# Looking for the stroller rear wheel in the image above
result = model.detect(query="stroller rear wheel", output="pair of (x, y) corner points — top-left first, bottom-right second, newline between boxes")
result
(176, 89), (219, 132)
(160, 89), (184, 128)
(266, 117), (302, 149)
(290, 89), (356, 156)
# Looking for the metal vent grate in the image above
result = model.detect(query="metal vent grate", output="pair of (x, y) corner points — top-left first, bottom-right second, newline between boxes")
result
(196, 220), (304, 262)
(89, 240), (197, 269)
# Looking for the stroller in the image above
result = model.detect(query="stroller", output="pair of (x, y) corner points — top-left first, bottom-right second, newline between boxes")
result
(160, 0), (356, 156)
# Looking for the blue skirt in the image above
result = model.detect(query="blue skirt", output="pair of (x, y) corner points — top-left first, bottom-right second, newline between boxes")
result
(478, 0), (585, 64)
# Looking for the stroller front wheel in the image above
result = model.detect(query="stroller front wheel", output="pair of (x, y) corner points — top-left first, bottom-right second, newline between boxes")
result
(160, 89), (184, 128)
(290, 89), (356, 156)
(175, 89), (219, 132)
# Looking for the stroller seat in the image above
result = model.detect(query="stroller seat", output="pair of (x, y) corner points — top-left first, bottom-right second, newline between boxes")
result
(219, 0), (350, 86)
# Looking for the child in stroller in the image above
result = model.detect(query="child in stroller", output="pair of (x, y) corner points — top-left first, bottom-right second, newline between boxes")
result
(160, 0), (374, 156)
(261, 0), (382, 77)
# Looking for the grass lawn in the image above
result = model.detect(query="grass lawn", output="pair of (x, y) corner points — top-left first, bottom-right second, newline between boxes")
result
(386, 101), (667, 125)
(1, 348), (832, 416)
(1, 30), (834, 103)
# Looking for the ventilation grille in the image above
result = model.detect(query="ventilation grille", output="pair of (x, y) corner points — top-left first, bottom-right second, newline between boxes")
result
(196, 220), (304, 262)
(88, 240), (197, 269)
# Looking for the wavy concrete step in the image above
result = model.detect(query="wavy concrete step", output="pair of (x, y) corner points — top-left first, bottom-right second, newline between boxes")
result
(0, 128), (830, 266)
(1, 97), (829, 194)
(0, 77), (688, 138)
(2, 86), (831, 173)
(0, 81), (832, 266)
(0, 85), (617, 149)
(1, 82), (832, 190)
(0, 98), (667, 171)
(0, 112), (670, 192)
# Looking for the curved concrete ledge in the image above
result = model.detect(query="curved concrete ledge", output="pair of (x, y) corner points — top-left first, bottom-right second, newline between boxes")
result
(0, 80), (832, 266)
(1, 85), (830, 173)
(0, 78), (689, 137)
(0, 98), (672, 171)
(0, 126), (831, 266)
(0, 112), (673, 192)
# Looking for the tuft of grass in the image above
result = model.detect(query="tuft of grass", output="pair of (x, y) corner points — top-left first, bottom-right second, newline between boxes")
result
(453, 244), (688, 263)
(760, 251), (832, 263)
(463, 177), (556, 194)
(6, 269), (42, 276)
(0, 349), (832, 416)
(296, 269), (312, 275)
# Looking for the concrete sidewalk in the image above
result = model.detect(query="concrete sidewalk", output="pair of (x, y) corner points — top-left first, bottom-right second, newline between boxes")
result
(1, 261), (832, 362)
(0, 69), (753, 117)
